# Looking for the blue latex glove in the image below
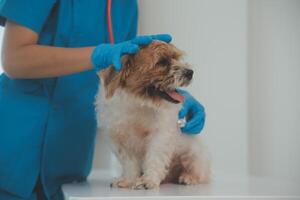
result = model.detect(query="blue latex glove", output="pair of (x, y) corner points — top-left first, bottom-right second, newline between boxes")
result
(91, 34), (172, 71)
(178, 89), (206, 134)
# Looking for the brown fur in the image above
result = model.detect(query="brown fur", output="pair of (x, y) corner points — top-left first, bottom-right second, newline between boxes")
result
(99, 41), (190, 105)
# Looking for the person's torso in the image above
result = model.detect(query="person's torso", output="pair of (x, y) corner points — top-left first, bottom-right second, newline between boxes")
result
(0, 0), (138, 199)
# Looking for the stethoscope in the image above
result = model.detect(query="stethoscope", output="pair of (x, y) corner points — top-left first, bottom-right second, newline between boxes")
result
(106, 0), (115, 44)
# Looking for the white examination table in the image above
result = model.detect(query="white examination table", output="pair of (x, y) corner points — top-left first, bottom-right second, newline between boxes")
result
(63, 170), (300, 200)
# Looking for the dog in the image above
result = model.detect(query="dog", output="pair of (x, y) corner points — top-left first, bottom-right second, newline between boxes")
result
(95, 40), (210, 189)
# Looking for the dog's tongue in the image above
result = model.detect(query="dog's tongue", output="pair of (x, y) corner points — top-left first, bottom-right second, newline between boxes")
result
(167, 91), (184, 103)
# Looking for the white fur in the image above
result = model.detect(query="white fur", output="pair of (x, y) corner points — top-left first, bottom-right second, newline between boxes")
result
(95, 82), (210, 189)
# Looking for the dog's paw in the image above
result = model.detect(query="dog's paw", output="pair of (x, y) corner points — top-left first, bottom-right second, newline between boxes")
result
(110, 177), (133, 188)
(132, 176), (160, 190)
(178, 172), (208, 185)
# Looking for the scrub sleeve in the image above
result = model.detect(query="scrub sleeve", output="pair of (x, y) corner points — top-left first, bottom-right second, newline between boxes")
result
(0, 0), (56, 33)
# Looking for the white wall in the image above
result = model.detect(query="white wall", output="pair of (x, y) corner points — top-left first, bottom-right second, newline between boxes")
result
(248, 0), (300, 183)
(138, 0), (248, 175)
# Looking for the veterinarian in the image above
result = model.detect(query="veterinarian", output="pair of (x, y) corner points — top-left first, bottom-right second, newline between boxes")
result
(0, 0), (205, 199)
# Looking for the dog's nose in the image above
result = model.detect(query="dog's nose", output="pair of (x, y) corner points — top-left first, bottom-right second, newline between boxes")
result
(184, 69), (194, 80)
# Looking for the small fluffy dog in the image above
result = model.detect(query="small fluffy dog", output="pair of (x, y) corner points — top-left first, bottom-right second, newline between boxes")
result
(95, 41), (210, 189)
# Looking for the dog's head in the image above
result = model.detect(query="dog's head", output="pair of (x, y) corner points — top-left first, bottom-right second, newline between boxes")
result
(99, 41), (193, 105)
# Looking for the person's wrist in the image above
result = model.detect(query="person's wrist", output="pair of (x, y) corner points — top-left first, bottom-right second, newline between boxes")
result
(90, 46), (96, 62)
(91, 45), (100, 71)
(91, 44), (112, 71)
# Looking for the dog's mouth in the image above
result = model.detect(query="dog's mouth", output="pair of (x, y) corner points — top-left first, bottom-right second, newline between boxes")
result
(147, 86), (184, 104)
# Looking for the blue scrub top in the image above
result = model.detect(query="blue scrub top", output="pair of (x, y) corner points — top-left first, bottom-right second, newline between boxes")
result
(0, 0), (138, 199)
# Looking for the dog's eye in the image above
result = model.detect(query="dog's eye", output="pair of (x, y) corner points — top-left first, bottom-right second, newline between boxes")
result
(157, 58), (170, 66)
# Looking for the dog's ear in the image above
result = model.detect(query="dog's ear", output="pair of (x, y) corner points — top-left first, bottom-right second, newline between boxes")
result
(120, 55), (134, 81)
(98, 55), (134, 99)
(99, 67), (122, 99)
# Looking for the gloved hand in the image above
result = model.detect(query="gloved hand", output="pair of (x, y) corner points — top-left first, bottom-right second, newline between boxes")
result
(91, 34), (172, 71)
(177, 89), (206, 134)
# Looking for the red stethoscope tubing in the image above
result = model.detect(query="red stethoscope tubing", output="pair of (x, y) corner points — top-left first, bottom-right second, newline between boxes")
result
(106, 0), (115, 44)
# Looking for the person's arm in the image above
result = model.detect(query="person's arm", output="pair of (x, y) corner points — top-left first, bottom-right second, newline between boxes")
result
(1, 20), (95, 79)
(1, 20), (172, 79)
